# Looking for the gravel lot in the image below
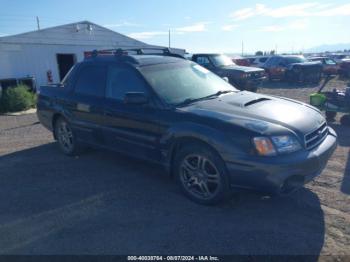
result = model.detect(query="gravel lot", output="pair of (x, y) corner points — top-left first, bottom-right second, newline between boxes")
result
(0, 78), (349, 256)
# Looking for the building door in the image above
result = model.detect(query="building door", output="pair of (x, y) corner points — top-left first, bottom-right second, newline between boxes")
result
(57, 54), (76, 81)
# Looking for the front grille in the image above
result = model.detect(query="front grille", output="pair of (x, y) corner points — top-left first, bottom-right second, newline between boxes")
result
(251, 72), (264, 79)
(304, 122), (328, 149)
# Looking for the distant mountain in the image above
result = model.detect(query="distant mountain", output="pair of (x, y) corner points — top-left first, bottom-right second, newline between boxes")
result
(306, 43), (350, 53)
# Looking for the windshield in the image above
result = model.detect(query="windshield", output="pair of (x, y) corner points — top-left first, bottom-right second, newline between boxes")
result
(325, 58), (336, 65)
(284, 56), (307, 64)
(209, 55), (235, 67)
(140, 62), (237, 105)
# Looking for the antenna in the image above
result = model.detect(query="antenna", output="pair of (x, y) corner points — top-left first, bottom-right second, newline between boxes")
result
(36, 16), (40, 30)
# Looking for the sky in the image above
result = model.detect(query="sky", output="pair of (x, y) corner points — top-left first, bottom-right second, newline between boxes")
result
(0, 0), (350, 54)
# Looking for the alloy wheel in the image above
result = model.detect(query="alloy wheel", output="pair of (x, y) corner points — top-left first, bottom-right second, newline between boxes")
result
(180, 154), (221, 200)
(57, 120), (74, 152)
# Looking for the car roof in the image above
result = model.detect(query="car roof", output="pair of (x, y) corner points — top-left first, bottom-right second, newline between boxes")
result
(272, 55), (304, 58)
(309, 56), (326, 59)
(84, 54), (185, 67)
(192, 53), (222, 56)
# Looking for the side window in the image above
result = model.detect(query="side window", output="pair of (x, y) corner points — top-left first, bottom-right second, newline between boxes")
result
(106, 66), (148, 101)
(265, 57), (277, 66)
(275, 58), (283, 66)
(196, 56), (210, 66)
(260, 57), (268, 63)
(325, 58), (336, 65)
(74, 65), (106, 97)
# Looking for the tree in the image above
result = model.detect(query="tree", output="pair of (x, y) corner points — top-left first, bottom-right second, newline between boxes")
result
(255, 51), (263, 56)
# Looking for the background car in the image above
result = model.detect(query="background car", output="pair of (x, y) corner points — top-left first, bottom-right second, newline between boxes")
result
(246, 56), (270, 68)
(263, 55), (323, 83)
(308, 57), (339, 75)
(231, 56), (251, 66)
(191, 53), (266, 92)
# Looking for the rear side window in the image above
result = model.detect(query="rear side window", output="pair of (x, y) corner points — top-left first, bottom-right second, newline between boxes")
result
(74, 65), (106, 97)
(264, 57), (275, 67)
(106, 66), (148, 100)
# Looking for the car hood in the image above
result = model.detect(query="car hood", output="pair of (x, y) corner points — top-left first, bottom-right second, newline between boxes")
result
(178, 91), (325, 136)
(220, 65), (265, 73)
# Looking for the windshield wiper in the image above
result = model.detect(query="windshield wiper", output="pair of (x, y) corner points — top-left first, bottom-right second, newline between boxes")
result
(177, 90), (234, 106)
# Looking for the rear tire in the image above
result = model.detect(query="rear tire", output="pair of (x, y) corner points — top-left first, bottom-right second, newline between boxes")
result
(325, 111), (337, 121)
(54, 117), (81, 156)
(340, 115), (350, 126)
(173, 143), (231, 205)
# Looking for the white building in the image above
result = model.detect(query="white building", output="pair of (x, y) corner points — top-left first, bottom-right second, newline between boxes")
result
(0, 21), (185, 88)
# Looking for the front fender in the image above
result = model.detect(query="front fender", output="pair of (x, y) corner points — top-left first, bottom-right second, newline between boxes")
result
(159, 122), (249, 167)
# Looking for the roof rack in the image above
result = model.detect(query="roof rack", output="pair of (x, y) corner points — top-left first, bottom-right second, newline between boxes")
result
(85, 47), (185, 61)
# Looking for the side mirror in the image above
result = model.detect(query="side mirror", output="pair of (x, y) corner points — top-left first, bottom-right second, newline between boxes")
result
(124, 92), (149, 105)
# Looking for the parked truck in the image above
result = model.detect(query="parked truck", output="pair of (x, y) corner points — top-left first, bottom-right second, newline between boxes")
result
(191, 54), (266, 92)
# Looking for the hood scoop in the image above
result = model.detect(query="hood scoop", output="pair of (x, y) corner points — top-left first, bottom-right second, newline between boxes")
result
(224, 92), (272, 108)
(244, 98), (271, 107)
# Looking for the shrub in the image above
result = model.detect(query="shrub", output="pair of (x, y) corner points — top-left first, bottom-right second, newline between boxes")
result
(0, 85), (36, 113)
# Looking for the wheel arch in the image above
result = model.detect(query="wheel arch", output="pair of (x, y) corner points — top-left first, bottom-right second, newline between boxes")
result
(167, 136), (225, 178)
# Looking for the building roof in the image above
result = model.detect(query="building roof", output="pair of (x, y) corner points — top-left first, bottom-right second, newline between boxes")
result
(0, 21), (151, 48)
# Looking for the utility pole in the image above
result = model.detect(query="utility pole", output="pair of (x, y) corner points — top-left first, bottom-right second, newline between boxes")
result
(241, 41), (244, 56)
(168, 29), (171, 48)
(36, 16), (40, 30)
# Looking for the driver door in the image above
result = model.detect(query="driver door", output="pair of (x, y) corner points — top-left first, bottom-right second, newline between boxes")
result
(103, 64), (161, 162)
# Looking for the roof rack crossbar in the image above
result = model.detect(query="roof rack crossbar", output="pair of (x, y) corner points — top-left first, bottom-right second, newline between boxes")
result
(88, 47), (184, 59)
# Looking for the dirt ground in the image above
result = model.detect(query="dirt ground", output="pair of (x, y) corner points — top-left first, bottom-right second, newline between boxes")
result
(260, 77), (350, 255)
(0, 77), (349, 256)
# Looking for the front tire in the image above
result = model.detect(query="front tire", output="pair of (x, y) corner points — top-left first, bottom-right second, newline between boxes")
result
(54, 117), (80, 156)
(174, 143), (231, 205)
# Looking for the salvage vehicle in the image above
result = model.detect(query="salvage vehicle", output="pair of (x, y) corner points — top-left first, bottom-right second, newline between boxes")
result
(308, 57), (339, 76)
(231, 56), (250, 67)
(191, 54), (266, 92)
(263, 55), (323, 83)
(329, 54), (350, 64)
(246, 56), (270, 68)
(37, 48), (337, 205)
(339, 60), (350, 78)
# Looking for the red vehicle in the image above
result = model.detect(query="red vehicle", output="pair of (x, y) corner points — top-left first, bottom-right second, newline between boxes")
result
(231, 56), (250, 66)
(308, 57), (339, 75)
(263, 55), (322, 83)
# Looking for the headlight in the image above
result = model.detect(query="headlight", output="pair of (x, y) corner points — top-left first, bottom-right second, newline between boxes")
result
(253, 137), (276, 156)
(253, 135), (302, 156)
(271, 135), (302, 154)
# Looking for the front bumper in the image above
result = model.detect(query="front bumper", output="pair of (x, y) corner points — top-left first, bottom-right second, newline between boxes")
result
(225, 127), (337, 195)
(233, 76), (267, 91)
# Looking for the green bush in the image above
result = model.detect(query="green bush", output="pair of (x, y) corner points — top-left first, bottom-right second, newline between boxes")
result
(0, 85), (36, 113)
